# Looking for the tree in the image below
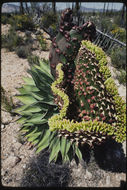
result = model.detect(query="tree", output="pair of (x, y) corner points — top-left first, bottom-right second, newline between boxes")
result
(75, 2), (81, 25)
(20, 2), (24, 14)
(121, 3), (126, 26)
(52, 2), (56, 14)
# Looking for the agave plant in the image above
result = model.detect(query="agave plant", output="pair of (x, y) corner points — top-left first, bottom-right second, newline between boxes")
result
(15, 58), (83, 163)
(16, 8), (126, 164)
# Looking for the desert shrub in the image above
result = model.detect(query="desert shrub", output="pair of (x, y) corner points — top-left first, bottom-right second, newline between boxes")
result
(37, 35), (48, 51)
(1, 14), (10, 25)
(16, 45), (31, 58)
(116, 70), (126, 85)
(41, 12), (58, 29)
(27, 55), (40, 66)
(1, 86), (14, 113)
(11, 14), (35, 31)
(1, 28), (24, 51)
(110, 47), (126, 70)
(100, 17), (114, 32)
(113, 13), (126, 28)
(111, 27), (126, 43)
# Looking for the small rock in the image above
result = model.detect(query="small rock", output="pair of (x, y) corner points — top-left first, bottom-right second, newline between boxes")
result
(4, 155), (21, 168)
(23, 164), (26, 169)
(1, 111), (12, 124)
(122, 141), (126, 156)
(1, 124), (5, 130)
(14, 141), (22, 150)
(85, 170), (92, 179)
(106, 175), (110, 186)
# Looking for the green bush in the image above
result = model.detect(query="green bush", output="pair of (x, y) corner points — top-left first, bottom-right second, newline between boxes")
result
(111, 27), (126, 43)
(11, 14), (35, 31)
(1, 28), (24, 51)
(27, 55), (40, 66)
(1, 86), (14, 113)
(1, 13), (13, 25)
(110, 47), (126, 70)
(37, 35), (48, 51)
(116, 70), (126, 85)
(41, 12), (58, 29)
(16, 45), (31, 58)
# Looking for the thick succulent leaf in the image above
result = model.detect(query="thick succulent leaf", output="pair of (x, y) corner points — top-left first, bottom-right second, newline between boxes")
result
(36, 129), (51, 152)
(14, 105), (29, 114)
(49, 131), (58, 143)
(60, 136), (71, 161)
(49, 137), (60, 163)
(16, 95), (37, 105)
(34, 61), (54, 80)
(20, 104), (43, 114)
(16, 116), (27, 124)
(27, 131), (42, 143)
(28, 69), (52, 91)
(72, 143), (82, 161)
(31, 91), (54, 102)
(25, 126), (38, 138)
(25, 113), (48, 124)
(36, 70), (53, 86)
(22, 123), (34, 127)
(23, 85), (39, 92)
(49, 133), (59, 149)
(18, 87), (28, 94)
(23, 77), (35, 85)
(36, 139), (49, 153)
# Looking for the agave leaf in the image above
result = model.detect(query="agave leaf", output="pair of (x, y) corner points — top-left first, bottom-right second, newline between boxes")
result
(49, 134), (58, 149)
(27, 131), (42, 143)
(25, 126), (38, 138)
(67, 146), (74, 162)
(73, 143), (82, 161)
(22, 123), (34, 127)
(36, 69), (53, 85)
(36, 129), (51, 152)
(17, 87), (28, 94)
(23, 77), (35, 85)
(26, 113), (48, 124)
(60, 136), (67, 160)
(35, 61), (54, 80)
(39, 59), (51, 72)
(61, 139), (71, 162)
(21, 104), (43, 114)
(16, 95), (37, 105)
(36, 139), (49, 153)
(49, 131), (58, 143)
(24, 102), (50, 112)
(31, 91), (54, 102)
(16, 116), (27, 124)
(14, 105), (29, 114)
(49, 137), (60, 163)
(23, 85), (39, 92)
(28, 69), (52, 91)
(63, 154), (70, 163)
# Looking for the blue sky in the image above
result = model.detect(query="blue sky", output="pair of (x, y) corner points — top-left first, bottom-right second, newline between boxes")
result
(6, 2), (124, 11)
(56, 2), (123, 10)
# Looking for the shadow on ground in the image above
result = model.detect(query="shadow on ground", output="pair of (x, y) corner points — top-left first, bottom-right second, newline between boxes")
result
(93, 138), (126, 173)
(20, 138), (126, 187)
(20, 150), (70, 187)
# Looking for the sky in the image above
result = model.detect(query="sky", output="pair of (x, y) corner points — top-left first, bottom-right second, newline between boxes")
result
(56, 2), (123, 10)
(6, 2), (124, 11)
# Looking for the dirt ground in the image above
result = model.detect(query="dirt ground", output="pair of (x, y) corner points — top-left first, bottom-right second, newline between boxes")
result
(1, 24), (126, 188)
